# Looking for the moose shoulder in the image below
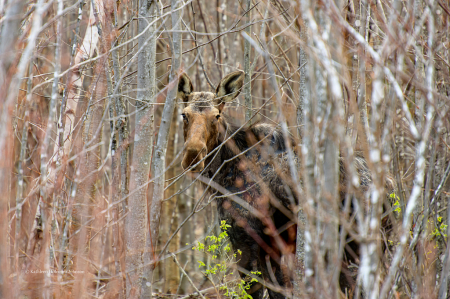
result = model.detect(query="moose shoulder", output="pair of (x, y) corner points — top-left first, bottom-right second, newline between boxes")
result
(178, 71), (388, 299)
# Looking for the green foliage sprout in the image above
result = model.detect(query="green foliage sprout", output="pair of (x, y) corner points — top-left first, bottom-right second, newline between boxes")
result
(431, 216), (448, 238)
(390, 193), (402, 216)
(192, 220), (260, 299)
(390, 192), (448, 246)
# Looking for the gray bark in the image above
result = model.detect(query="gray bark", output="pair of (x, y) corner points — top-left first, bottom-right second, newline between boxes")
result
(360, 67), (383, 299)
(439, 164), (450, 299)
(125, 0), (157, 296)
(358, 0), (370, 140)
(110, 2), (128, 292)
(299, 1), (316, 294)
(314, 6), (339, 297)
(149, 2), (182, 286)
(145, 0), (189, 293)
(243, 0), (252, 122)
(299, 1), (343, 297)
(413, 0), (425, 245)
(56, 0), (103, 163)
(56, 0), (83, 171)
(293, 14), (309, 299)
(0, 0), (26, 74)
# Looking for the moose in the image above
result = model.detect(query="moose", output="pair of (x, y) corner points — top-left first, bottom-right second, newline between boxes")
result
(178, 71), (387, 298)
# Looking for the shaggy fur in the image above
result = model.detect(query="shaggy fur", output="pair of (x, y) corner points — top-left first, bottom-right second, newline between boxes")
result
(197, 116), (298, 299)
(179, 71), (391, 299)
(179, 71), (297, 299)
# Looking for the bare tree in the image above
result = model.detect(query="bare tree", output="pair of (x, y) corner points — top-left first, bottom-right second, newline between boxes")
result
(1, 0), (450, 298)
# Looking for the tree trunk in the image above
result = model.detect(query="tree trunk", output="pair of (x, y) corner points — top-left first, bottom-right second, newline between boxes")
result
(0, 0), (26, 73)
(294, 11), (309, 298)
(161, 107), (181, 293)
(243, 0), (252, 122)
(125, 0), (157, 296)
(149, 0), (183, 293)
(56, 0), (104, 168)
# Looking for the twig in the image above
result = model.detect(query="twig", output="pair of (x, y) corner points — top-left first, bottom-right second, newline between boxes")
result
(181, 17), (215, 89)
(172, 253), (207, 299)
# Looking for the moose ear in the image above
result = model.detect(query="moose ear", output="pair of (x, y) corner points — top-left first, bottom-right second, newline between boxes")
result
(178, 73), (193, 102)
(215, 71), (244, 105)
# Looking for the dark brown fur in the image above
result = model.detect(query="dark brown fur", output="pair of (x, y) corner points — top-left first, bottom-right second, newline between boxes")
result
(179, 71), (297, 299)
(179, 71), (392, 299)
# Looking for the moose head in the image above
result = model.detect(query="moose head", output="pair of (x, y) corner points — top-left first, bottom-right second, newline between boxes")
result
(178, 71), (244, 172)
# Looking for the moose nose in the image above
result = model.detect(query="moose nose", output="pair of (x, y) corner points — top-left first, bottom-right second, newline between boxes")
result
(182, 144), (206, 172)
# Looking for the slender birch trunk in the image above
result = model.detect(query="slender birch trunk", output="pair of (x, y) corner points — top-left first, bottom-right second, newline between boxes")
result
(109, 0), (127, 293)
(298, 1), (344, 297)
(359, 67), (383, 299)
(298, 2), (316, 295)
(412, 0), (425, 260)
(0, 0), (26, 74)
(243, 0), (252, 122)
(56, 0), (104, 165)
(149, 0), (182, 292)
(294, 12), (309, 297)
(37, 0), (64, 295)
(54, 0), (84, 172)
(358, 0), (370, 140)
(125, 0), (157, 296)
(314, 6), (339, 297)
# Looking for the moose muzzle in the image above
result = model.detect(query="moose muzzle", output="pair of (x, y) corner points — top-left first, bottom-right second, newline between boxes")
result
(182, 143), (207, 172)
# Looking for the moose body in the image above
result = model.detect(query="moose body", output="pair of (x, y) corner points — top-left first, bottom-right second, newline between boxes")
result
(178, 71), (384, 298)
(179, 71), (298, 299)
(202, 121), (296, 299)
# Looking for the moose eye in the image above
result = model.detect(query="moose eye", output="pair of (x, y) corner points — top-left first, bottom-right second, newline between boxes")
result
(216, 114), (220, 120)
(181, 113), (188, 123)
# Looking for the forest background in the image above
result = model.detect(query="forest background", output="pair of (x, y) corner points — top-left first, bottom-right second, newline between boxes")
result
(0, 0), (449, 298)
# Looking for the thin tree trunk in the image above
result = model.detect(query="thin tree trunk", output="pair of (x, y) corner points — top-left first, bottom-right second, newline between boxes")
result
(0, 0), (26, 73)
(179, 177), (193, 294)
(37, 0), (64, 294)
(359, 67), (383, 299)
(358, 0), (370, 140)
(314, 6), (338, 297)
(110, 1), (127, 294)
(162, 109), (181, 293)
(54, 0), (84, 174)
(56, 0), (104, 165)
(71, 0), (108, 296)
(125, 0), (157, 296)
(72, 59), (108, 299)
(14, 58), (34, 296)
(413, 0), (425, 257)
(149, 0), (182, 293)
(298, 1), (316, 295)
(243, 0), (252, 122)
(293, 12), (309, 298)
